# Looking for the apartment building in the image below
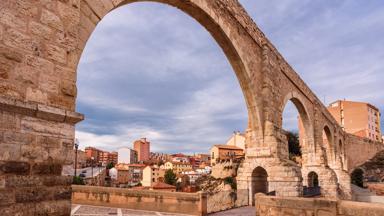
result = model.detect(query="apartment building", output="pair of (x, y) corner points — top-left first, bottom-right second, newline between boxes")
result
(134, 138), (150, 162)
(141, 165), (165, 187)
(328, 100), (382, 142)
(85, 147), (118, 166)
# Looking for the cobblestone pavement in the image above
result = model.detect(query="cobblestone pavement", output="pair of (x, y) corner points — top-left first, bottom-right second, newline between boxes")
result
(71, 204), (254, 216)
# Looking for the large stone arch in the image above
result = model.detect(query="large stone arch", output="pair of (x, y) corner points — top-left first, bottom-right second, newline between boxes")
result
(76, 0), (264, 145)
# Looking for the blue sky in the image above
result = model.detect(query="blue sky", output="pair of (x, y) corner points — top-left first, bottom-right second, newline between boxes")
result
(76, 0), (384, 153)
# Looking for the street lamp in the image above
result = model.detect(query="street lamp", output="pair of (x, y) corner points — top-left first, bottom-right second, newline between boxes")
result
(74, 139), (79, 177)
(91, 156), (94, 185)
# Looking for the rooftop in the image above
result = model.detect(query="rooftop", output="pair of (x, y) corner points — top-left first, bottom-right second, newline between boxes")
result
(212, 144), (243, 150)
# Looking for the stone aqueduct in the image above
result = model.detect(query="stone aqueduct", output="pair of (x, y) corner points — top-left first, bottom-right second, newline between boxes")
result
(0, 0), (383, 215)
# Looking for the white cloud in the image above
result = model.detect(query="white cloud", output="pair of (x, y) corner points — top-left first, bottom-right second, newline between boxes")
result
(75, 1), (384, 154)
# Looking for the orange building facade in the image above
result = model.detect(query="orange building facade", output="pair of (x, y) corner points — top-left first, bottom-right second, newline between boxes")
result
(327, 100), (382, 142)
(85, 147), (118, 166)
(134, 138), (150, 162)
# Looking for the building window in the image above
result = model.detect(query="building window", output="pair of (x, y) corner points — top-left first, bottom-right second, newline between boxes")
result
(212, 152), (214, 159)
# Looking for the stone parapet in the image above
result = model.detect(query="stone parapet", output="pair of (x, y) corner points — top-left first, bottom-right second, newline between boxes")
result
(72, 185), (207, 216)
(255, 194), (384, 216)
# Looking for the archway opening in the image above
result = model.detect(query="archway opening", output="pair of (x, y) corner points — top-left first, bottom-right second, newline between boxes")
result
(308, 171), (319, 187)
(70, 1), (251, 190)
(351, 168), (364, 188)
(304, 171), (321, 197)
(322, 126), (334, 167)
(251, 166), (268, 205)
(281, 97), (311, 165)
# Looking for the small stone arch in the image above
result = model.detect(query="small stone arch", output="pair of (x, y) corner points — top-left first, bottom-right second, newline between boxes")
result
(351, 168), (365, 188)
(307, 171), (319, 187)
(322, 124), (335, 167)
(251, 166), (268, 205)
(280, 91), (314, 163)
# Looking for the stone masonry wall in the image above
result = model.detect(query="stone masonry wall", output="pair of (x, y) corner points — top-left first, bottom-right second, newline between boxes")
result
(345, 134), (384, 172)
(255, 194), (384, 216)
(72, 185), (207, 216)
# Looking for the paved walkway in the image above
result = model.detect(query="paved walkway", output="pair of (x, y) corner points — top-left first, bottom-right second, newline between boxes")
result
(71, 204), (254, 216)
(208, 206), (255, 216)
(71, 204), (193, 216)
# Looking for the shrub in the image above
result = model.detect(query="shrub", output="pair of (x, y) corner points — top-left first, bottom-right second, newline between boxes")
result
(72, 176), (85, 185)
(223, 176), (237, 190)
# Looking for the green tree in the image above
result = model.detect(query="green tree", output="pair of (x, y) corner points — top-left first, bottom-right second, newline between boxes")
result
(287, 131), (301, 157)
(223, 176), (237, 190)
(106, 162), (114, 169)
(72, 176), (85, 185)
(164, 169), (178, 186)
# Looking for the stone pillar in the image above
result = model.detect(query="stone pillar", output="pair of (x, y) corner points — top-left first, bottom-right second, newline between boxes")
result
(0, 98), (83, 215)
(198, 191), (208, 216)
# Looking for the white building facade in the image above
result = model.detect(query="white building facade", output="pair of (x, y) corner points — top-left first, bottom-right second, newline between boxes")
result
(117, 147), (138, 164)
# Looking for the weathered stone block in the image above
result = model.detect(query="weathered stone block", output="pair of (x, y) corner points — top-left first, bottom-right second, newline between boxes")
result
(0, 9), (27, 31)
(41, 9), (64, 31)
(60, 80), (77, 97)
(0, 161), (30, 175)
(42, 175), (72, 187)
(0, 45), (23, 62)
(58, 1), (80, 29)
(21, 144), (49, 161)
(32, 162), (63, 175)
(36, 104), (66, 122)
(0, 111), (20, 130)
(4, 28), (35, 53)
(53, 186), (72, 200)
(3, 131), (35, 145)
(21, 116), (75, 138)
(26, 87), (48, 104)
(15, 187), (49, 203)
(0, 24), (3, 41)
(29, 21), (53, 39)
(45, 44), (67, 64)
(0, 189), (15, 206)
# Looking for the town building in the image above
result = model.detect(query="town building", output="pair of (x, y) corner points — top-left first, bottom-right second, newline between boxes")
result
(85, 147), (118, 166)
(163, 161), (193, 174)
(115, 163), (146, 186)
(134, 138), (150, 162)
(150, 182), (176, 192)
(141, 165), (165, 187)
(171, 153), (189, 163)
(85, 147), (100, 164)
(117, 147), (138, 164)
(210, 145), (244, 166)
(73, 149), (86, 169)
(226, 131), (246, 150)
(327, 100), (382, 142)
(196, 154), (211, 164)
(181, 170), (201, 184)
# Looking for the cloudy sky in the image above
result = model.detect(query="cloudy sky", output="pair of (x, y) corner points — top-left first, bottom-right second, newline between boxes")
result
(75, 0), (384, 153)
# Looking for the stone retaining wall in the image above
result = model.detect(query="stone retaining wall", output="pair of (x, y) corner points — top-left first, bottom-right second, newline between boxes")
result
(72, 185), (207, 216)
(255, 194), (384, 216)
